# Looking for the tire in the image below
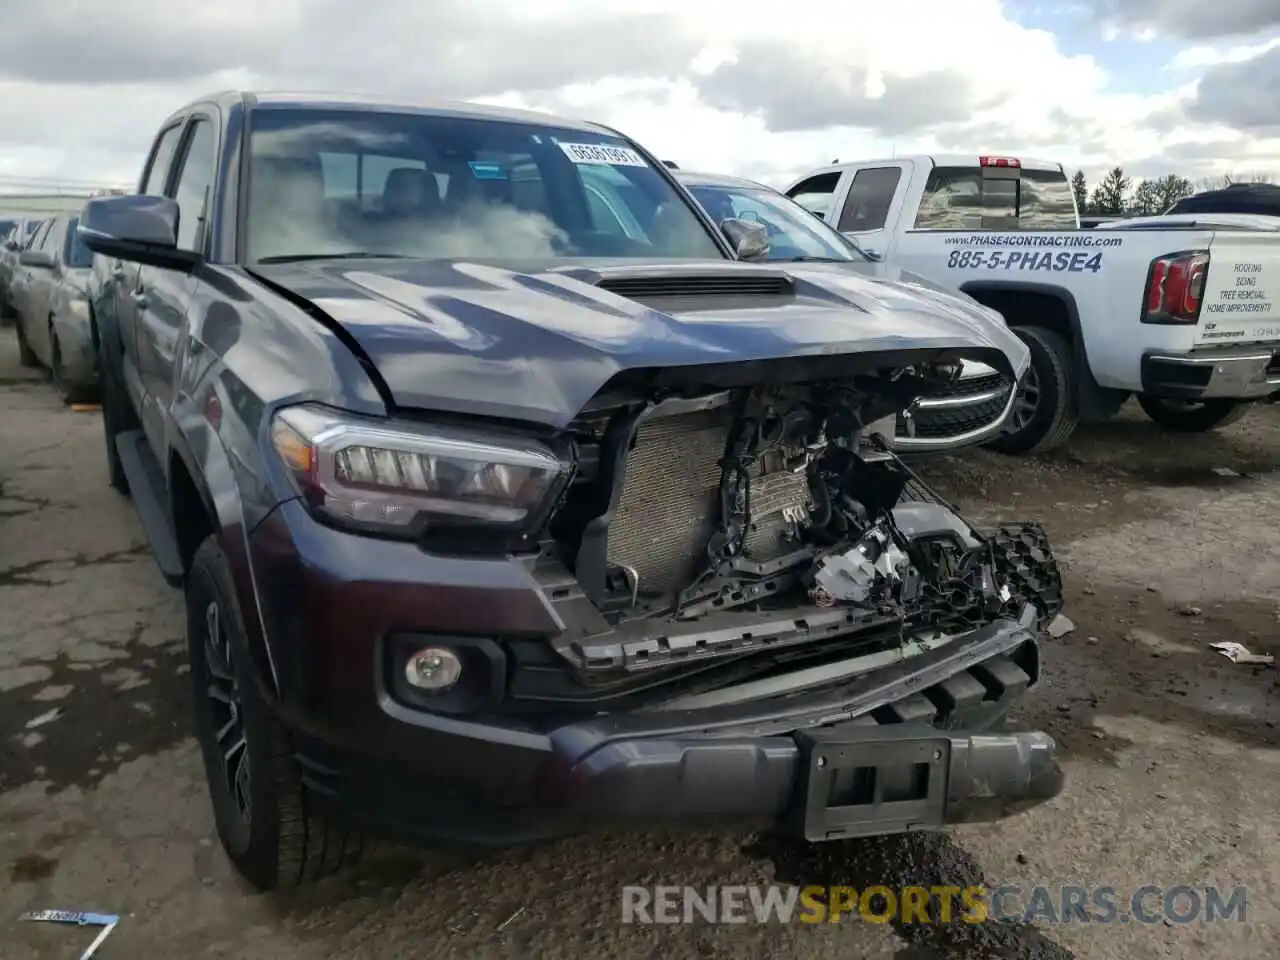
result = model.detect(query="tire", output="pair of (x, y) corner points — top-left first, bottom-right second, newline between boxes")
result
(15, 317), (39, 367)
(49, 322), (99, 406)
(1136, 395), (1250, 432)
(97, 323), (137, 495)
(187, 535), (363, 891)
(983, 325), (1080, 456)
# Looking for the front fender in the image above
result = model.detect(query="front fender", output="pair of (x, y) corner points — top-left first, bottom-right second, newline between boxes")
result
(169, 377), (281, 695)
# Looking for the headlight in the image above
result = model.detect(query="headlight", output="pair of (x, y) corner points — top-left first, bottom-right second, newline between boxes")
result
(270, 404), (571, 547)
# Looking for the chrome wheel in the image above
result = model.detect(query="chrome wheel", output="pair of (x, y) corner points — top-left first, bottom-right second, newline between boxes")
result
(1009, 366), (1041, 432)
(204, 600), (251, 824)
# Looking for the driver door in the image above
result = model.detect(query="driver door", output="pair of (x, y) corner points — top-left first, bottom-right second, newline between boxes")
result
(118, 119), (187, 452)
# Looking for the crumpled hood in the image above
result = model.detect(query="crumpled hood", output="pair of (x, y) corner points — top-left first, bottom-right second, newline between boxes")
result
(249, 258), (1030, 428)
(779, 260), (1018, 380)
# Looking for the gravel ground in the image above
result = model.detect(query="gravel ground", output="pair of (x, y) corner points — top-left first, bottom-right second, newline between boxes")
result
(3, 329), (1280, 959)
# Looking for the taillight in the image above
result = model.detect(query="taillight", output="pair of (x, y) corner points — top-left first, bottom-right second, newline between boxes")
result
(979, 156), (1021, 168)
(1142, 250), (1209, 324)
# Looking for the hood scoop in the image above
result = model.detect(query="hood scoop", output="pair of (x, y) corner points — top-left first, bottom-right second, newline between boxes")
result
(595, 272), (795, 302)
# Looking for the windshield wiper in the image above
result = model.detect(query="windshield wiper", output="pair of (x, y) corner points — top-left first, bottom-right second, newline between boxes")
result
(781, 256), (847, 263)
(255, 252), (410, 264)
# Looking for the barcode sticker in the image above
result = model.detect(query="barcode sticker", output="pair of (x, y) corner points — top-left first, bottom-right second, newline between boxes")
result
(556, 141), (647, 167)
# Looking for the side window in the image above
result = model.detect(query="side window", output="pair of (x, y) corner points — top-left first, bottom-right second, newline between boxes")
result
(171, 119), (218, 251)
(836, 167), (901, 233)
(785, 172), (841, 220)
(141, 124), (185, 196)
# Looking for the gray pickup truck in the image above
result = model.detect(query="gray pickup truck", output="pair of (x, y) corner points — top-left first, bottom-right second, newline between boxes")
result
(79, 91), (1066, 891)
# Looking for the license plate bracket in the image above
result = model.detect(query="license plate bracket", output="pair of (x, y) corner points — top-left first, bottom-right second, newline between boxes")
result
(794, 725), (951, 842)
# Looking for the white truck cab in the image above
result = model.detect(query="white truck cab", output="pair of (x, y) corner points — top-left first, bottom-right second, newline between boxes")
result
(785, 155), (1280, 453)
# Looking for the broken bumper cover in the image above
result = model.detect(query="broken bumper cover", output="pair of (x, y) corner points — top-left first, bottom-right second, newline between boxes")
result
(289, 616), (1063, 845)
(1141, 347), (1280, 400)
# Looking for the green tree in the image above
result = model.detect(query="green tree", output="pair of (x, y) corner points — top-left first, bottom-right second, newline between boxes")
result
(1071, 170), (1089, 214)
(1151, 174), (1194, 212)
(1130, 179), (1160, 216)
(1089, 166), (1132, 216)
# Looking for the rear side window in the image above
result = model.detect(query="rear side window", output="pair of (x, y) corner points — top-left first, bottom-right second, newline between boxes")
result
(914, 166), (1077, 230)
(836, 167), (901, 232)
(786, 172), (841, 220)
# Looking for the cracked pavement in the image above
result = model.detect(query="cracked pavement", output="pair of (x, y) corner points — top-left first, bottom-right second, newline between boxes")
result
(3, 330), (1280, 959)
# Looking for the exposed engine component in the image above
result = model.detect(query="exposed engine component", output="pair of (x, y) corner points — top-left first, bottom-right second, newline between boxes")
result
(551, 376), (1063, 673)
(809, 521), (910, 606)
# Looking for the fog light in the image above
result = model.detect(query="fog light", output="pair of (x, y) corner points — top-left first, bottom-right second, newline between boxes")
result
(404, 647), (462, 692)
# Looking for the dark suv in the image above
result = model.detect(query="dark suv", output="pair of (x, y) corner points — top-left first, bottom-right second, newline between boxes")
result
(80, 91), (1066, 890)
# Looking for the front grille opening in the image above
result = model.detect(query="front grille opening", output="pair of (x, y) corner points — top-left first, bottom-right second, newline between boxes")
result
(596, 274), (794, 301)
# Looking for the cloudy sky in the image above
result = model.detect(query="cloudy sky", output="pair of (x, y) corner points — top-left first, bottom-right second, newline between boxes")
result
(1, 0), (1278, 195)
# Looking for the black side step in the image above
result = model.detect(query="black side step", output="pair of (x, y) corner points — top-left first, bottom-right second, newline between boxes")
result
(115, 429), (185, 587)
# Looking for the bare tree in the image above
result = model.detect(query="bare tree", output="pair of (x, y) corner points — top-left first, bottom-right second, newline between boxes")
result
(1195, 172), (1276, 191)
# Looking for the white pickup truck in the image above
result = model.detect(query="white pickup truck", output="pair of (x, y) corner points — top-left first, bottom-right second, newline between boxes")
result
(783, 155), (1280, 453)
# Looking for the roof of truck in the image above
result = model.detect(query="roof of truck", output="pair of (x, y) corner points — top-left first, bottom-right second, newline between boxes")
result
(813, 154), (1064, 174)
(166, 91), (615, 135)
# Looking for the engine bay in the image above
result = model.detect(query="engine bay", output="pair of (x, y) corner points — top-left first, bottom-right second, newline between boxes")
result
(543, 371), (1062, 674)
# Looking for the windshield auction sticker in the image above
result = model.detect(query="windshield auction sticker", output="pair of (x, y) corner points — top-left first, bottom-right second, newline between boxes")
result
(556, 141), (648, 167)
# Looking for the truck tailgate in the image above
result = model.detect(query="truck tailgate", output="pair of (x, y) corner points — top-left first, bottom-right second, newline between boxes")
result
(1198, 235), (1280, 346)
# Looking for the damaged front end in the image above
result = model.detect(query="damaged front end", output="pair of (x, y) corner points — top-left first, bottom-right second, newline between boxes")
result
(532, 357), (1063, 697)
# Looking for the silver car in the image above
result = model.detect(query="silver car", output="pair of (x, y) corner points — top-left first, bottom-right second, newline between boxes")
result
(0, 216), (47, 323)
(11, 212), (98, 403)
(672, 170), (1019, 454)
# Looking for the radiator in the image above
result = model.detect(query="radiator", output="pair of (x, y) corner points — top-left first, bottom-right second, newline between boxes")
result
(607, 406), (810, 596)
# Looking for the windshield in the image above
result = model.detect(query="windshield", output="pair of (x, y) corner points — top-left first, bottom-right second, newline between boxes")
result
(244, 108), (724, 262)
(683, 181), (868, 262)
(64, 218), (93, 268)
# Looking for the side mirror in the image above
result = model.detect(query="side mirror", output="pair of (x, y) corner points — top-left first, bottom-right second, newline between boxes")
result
(78, 195), (202, 272)
(18, 250), (55, 269)
(720, 217), (770, 261)
(3, 239), (18, 252)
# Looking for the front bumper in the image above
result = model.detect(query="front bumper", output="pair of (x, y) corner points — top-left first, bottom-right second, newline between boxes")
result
(247, 501), (1062, 845)
(1141, 346), (1280, 400)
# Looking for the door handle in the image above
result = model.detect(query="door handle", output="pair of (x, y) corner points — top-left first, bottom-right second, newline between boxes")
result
(135, 293), (150, 311)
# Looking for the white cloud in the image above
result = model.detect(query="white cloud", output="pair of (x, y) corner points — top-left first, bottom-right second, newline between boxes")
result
(0, 0), (1276, 198)
(1170, 37), (1280, 71)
